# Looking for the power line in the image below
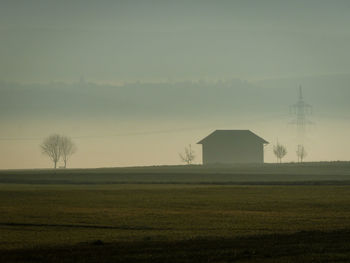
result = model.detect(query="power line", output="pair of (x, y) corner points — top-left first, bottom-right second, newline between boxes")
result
(0, 113), (292, 142)
(0, 126), (211, 142)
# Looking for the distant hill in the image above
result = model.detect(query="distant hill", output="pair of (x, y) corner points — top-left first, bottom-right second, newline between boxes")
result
(1, 75), (349, 121)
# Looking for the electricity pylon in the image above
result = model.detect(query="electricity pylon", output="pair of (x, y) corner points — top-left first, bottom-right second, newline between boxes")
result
(290, 85), (312, 144)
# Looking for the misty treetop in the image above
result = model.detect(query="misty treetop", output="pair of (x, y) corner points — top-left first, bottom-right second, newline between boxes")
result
(41, 135), (76, 169)
(273, 143), (287, 164)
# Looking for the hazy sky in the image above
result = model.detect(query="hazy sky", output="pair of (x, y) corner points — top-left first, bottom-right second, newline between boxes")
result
(1, 1), (350, 168)
(1, 0), (350, 82)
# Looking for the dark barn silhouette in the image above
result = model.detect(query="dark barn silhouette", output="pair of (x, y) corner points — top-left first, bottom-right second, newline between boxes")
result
(198, 130), (268, 164)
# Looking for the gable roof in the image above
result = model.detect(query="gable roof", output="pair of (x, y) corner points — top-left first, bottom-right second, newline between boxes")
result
(197, 130), (268, 145)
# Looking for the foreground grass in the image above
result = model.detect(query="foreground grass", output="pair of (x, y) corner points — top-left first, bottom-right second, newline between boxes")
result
(1, 184), (350, 251)
(2, 230), (350, 262)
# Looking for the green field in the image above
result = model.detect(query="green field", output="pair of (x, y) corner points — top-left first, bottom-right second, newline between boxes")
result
(1, 162), (350, 184)
(1, 164), (350, 262)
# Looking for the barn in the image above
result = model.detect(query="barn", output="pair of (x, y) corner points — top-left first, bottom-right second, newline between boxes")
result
(197, 130), (268, 164)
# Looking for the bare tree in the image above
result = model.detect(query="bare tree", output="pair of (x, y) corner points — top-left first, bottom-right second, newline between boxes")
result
(60, 136), (77, 168)
(41, 134), (61, 169)
(179, 144), (195, 165)
(273, 143), (287, 163)
(296, 145), (307, 163)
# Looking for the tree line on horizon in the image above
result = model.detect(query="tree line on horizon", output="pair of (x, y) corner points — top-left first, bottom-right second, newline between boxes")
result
(40, 134), (307, 168)
(179, 143), (307, 165)
(273, 143), (307, 164)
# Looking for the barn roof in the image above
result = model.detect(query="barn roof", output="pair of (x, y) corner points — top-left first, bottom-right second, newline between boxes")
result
(197, 130), (268, 144)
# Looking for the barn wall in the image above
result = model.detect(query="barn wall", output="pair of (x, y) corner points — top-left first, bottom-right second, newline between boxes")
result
(202, 140), (264, 164)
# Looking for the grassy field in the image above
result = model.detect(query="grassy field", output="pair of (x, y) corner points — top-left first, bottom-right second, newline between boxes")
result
(1, 164), (350, 262)
(1, 162), (350, 184)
